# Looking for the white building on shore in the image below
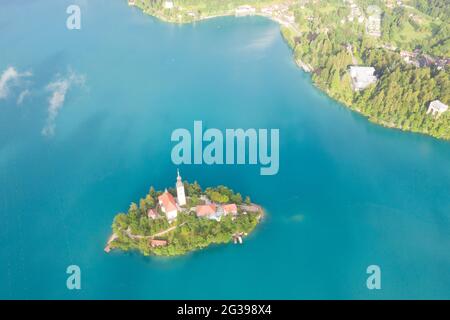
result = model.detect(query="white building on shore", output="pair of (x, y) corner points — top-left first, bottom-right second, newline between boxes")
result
(163, 1), (174, 10)
(349, 66), (378, 91)
(235, 5), (256, 17)
(427, 100), (448, 116)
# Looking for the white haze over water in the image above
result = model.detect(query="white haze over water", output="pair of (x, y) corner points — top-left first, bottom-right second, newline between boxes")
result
(0, 66), (85, 136)
(0, 66), (32, 99)
(241, 27), (278, 51)
(42, 70), (85, 137)
(17, 89), (30, 105)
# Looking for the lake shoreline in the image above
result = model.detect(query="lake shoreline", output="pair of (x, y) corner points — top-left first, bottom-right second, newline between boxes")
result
(128, 2), (449, 141)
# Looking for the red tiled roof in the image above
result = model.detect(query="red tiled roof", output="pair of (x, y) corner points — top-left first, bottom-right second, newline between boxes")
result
(147, 209), (158, 218)
(158, 191), (177, 212)
(222, 204), (238, 214)
(150, 239), (168, 247)
(196, 204), (217, 217)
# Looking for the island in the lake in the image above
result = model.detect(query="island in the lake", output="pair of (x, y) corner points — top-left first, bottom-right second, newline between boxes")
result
(105, 170), (264, 256)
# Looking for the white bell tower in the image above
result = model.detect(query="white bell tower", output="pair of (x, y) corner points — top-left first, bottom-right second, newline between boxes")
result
(176, 169), (186, 206)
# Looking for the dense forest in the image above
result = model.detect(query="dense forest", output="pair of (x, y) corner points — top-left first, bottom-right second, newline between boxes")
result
(412, 0), (450, 20)
(284, 0), (449, 139)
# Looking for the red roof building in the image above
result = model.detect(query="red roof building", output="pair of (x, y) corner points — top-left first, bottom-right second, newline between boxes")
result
(196, 204), (217, 217)
(150, 239), (168, 247)
(222, 203), (238, 215)
(158, 190), (178, 220)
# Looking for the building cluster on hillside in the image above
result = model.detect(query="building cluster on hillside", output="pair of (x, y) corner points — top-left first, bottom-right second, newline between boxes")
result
(400, 50), (450, 70)
(384, 0), (403, 9)
(266, 4), (295, 27)
(349, 66), (378, 91)
(342, 1), (381, 37)
(400, 50), (420, 67)
(234, 3), (295, 29)
(343, 0), (365, 24)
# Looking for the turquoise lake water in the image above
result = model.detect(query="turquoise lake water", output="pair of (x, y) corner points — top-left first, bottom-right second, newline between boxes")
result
(0, 0), (449, 299)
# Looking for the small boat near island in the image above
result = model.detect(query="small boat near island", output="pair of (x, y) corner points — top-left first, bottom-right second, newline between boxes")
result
(232, 232), (245, 244)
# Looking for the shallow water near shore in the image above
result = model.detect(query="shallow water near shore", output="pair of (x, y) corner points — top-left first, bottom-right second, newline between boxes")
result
(0, 0), (449, 299)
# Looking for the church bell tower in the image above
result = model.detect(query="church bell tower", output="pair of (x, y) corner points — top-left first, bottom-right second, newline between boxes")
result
(176, 169), (186, 206)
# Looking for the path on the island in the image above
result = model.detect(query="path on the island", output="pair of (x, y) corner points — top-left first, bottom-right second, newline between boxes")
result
(125, 222), (187, 240)
(152, 222), (186, 238)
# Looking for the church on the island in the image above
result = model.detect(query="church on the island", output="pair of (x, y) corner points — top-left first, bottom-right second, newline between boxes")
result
(157, 169), (186, 222)
(156, 170), (242, 223)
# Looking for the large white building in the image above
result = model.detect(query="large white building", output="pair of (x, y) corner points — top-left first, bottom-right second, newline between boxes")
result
(163, 1), (174, 10)
(156, 170), (187, 221)
(366, 5), (382, 37)
(427, 100), (448, 116)
(156, 170), (188, 221)
(158, 189), (178, 221)
(349, 66), (378, 91)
